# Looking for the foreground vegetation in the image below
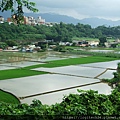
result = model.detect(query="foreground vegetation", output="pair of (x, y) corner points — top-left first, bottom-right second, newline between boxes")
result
(0, 89), (120, 118)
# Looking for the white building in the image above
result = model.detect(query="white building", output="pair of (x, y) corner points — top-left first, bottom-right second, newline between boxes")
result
(88, 41), (99, 46)
(0, 16), (4, 23)
(36, 16), (45, 25)
(27, 16), (36, 25)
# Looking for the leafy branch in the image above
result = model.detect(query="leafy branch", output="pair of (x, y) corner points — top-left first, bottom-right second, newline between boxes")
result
(0, 0), (39, 24)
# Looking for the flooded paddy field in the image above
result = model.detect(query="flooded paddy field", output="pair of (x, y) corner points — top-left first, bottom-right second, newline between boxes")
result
(0, 51), (119, 105)
(0, 61), (44, 70)
(33, 65), (107, 78)
(0, 58), (119, 105)
(0, 73), (111, 105)
(21, 83), (111, 105)
(82, 60), (120, 69)
(0, 51), (84, 63)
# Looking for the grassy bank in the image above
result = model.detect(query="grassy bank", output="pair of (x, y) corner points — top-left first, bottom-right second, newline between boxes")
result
(0, 89), (20, 104)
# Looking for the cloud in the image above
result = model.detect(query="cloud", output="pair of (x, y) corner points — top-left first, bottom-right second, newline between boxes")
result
(30, 0), (120, 20)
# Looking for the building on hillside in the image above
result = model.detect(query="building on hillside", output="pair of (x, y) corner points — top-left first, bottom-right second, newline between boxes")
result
(24, 16), (29, 25)
(7, 18), (13, 24)
(7, 15), (18, 24)
(36, 16), (45, 25)
(6, 15), (47, 25)
(0, 16), (4, 23)
(27, 16), (36, 25)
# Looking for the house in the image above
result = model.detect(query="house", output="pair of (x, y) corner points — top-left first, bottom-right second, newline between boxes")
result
(76, 41), (89, 47)
(88, 41), (99, 47)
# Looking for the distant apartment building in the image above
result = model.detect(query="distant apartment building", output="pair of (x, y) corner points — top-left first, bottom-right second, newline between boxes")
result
(7, 17), (17, 24)
(7, 16), (28, 25)
(24, 16), (29, 25)
(0, 16), (4, 23)
(36, 16), (45, 25)
(5, 15), (49, 26)
(22, 16), (45, 25)
(27, 16), (36, 25)
(7, 14), (18, 24)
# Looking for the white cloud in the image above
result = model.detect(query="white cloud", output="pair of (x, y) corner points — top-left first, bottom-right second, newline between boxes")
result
(30, 0), (120, 20)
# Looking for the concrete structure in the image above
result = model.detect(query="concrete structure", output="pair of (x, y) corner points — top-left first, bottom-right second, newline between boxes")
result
(23, 16), (46, 25)
(36, 16), (45, 25)
(88, 41), (99, 46)
(24, 16), (29, 25)
(0, 16), (4, 23)
(27, 16), (36, 25)
(2, 15), (54, 26)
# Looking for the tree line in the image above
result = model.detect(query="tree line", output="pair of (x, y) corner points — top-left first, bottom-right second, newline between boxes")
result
(1, 22), (120, 44)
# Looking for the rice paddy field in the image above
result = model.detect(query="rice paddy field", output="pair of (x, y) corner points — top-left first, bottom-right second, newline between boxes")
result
(0, 51), (119, 104)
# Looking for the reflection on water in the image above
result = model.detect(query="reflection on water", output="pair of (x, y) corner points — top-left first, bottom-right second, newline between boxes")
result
(0, 51), (83, 64)
(89, 50), (114, 53)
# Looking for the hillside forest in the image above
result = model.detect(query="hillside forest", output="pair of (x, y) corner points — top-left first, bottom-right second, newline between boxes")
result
(1, 22), (120, 45)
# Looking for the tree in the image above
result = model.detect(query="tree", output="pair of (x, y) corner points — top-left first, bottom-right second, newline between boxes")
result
(110, 43), (117, 48)
(117, 63), (120, 73)
(0, 42), (7, 49)
(0, 0), (38, 24)
(6, 40), (17, 47)
(0, 90), (116, 117)
(98, 37), (107, 47)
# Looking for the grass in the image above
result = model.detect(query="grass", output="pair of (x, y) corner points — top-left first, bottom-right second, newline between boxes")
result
(25, 56), (118, 69)
(72, 37), (115, 41)
(0, 89), (20, 104)
(72, 37), (99, 41)
(0, 69), (48, 80)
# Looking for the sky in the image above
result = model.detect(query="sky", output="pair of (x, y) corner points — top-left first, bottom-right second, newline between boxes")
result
(29, 0), (120, 21)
